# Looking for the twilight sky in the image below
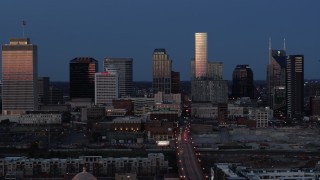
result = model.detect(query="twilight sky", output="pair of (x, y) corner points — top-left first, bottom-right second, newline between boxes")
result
(0, 0), (320, 81)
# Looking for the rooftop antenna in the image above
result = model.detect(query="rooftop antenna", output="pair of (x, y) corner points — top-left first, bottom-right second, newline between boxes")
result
(269, 37), (272, 50)
(22, 20), (26, 37)
(268, 37), (272, 64)
(283, 38), (286, 51)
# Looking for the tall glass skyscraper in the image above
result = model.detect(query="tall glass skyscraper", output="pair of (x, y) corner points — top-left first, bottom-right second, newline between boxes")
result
(2, 38), (38, 115)
(232, 64), (254, 99)
(103, 58), (133, 97)
(191, 59), (223, 80)
(152, 49), (172, 94)
(267, 40), (287, 110)
(286, 55), (304, 122)
(195, 32), (207, 79)
(69, 57), (98, 100)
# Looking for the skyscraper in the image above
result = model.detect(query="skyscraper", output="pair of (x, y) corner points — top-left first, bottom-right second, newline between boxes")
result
(38, 77), (50, 105)
(171, 71), (180, 93)
(267, 39), (287, 110)
(232, 65), (254, 99)
(191, 60), (222, 80)
(95, 65), (119, 105)
(191, 33), (228, 104)
(2, 38), (38, 115)
(191, 80), (228, 104)
(152, 49), (172, 94)
(207, 61), (223, 80)
(49, 86), (64, 104)
(195, 32), (207, 79)
(286, 55), (304, 122)
(69, 57), (98, 100)
(103, 58), (133, 97)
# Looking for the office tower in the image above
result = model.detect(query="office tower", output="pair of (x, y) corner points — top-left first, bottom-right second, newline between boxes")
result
(232, 65), (254, 99)
(38, 77), (50, 105)
(191, 80), (228, 104)
(95, 65), (119, 105)
(208, 62), (223, 80)
(191, 32), (228, 104)
(103, 58), (133, 97)
(69, 57), (98, 100)
(171, 71), (180, 93)
(267, 39), (287, 109)
(2, 38), (38, 115)
(152, 48), (172, 94)
(310, 96), (320, 116)
(195, 32), (207, 79)
(191, 59), (222, 80)
(286, 55), (304, 121)
(49, 86), (64, 104)
(190, 58), (195, 80)
(309, 83), (320, 97)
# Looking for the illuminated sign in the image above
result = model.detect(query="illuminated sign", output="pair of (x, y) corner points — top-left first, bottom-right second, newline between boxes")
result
(156, 141), (170, 146)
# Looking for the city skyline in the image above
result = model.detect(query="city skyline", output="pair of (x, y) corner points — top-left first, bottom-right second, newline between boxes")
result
(0, 1), (320, 81)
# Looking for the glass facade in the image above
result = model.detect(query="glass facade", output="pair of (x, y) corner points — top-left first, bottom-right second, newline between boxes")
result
(286, 55), (304, 121)
(267, 50), (287, 109)
(195, 32), (207, 79)
(152, 49), (172, 94)
(1, 38), (38, 115)
(232, 65), (254, 99)
(69, 57), (98, 100)
(103, 58), (133, 97)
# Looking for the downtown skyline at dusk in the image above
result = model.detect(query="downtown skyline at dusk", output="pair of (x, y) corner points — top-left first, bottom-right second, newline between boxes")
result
(2, 1), (320, 179)
(1, 0), (320, 82)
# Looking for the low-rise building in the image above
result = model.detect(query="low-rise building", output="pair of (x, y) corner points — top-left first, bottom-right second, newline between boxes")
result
(212, 163), (320, 180)
(80, 106), (105, 123)
(18, 111), (64, 125)
(112, 99), (134, 116)
(145, 120), (175, 142)
(149, 109), (179, 122)
(112, 116), (142, 132)
(251, 107), (273, 128)
(1, 153), (168, 178)
(123, 97), (154, 116)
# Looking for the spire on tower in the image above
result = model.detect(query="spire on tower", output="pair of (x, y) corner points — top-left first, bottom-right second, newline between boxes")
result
(283, 38), (286, 51)
(22, 20), (26, 38)
(269, 37), (272, 50)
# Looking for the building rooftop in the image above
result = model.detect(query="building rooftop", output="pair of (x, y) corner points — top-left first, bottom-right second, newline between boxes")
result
(70, 57), (98, 63)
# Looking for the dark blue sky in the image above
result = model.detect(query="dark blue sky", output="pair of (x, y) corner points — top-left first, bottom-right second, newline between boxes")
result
(1, 0), (320, 81)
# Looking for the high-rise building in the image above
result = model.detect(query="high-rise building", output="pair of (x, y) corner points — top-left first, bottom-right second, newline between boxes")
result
(310, 96), (320, 116)
(195, 32), (207, 79)
(95, 65), (119, 105)
(2, 38), (38, 115)
(232, 65), (254, 99)
(191, 33), (228, 104)
(267, 40), (287, 109)
(69, 57), (98, 100)
(191, 59), (222, 80)
(152, 49), (172, 94)
(103, 58), (133, 97)
(208, 62), (223, 80)
(171, 71), (180, 93)
(191, 80), (228, 104)
(49, 86), (64, 104)
(286, 55), (304, 121)
(38, 77), (50, 105)
(190, 58), (195, 80)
